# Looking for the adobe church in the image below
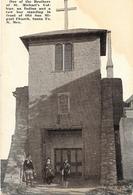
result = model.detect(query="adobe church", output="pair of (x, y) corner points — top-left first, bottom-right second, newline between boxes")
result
(4, 1), (123, 186)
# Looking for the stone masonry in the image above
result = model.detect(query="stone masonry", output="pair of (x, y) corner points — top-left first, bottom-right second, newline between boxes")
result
(100, 78), (123, 185)
(4, 87), (28, 184)
(100, 79), (117, 185)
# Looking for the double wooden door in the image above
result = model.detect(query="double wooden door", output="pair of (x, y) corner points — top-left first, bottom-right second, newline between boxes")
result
(54, 148), (82, 176)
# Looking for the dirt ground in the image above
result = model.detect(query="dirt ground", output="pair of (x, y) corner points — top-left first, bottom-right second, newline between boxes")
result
(1, 179), (133, 195)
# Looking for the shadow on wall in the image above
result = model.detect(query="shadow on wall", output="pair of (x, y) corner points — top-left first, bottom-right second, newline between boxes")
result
(28, 69), (102, 181)
(29, 69), (101, 126)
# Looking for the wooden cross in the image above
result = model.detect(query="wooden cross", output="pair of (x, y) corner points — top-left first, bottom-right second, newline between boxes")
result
(56, 0), (77, 30)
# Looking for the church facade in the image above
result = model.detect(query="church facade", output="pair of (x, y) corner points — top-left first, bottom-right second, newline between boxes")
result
(5, 29), (123, 185)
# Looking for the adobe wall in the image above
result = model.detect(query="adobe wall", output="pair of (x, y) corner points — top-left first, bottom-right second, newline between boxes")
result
(28, 36), (101, 101)
(120, 117), (133, 180)
(4, 86), (28, 184)
(28, 70), (102, 181)
(100, 79), (117, 185)
(112, 79), (123, 180)
(112, 79), (123, 126)
(124, 108), (133, 118)
(100, 78), (123, 185)
(28, 36), (102, 181)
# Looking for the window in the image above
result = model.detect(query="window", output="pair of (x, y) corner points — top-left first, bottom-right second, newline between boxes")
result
(55, 43), (63, 71)
(55, 43), (73, 71)
(64, 43), (73, 71)
(58, 93), (70, 114)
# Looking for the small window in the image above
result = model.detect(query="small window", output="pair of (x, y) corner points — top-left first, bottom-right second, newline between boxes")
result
(64, 43), (73, 71)
(55, 43), (63, 71)
(55, 43), (73, 72)
(58, 93), (70, 114)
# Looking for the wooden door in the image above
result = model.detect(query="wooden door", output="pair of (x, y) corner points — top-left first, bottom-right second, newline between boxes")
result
(54, 148), (82, 176)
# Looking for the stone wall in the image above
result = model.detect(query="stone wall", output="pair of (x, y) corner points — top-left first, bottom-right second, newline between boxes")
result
(120, 117), (133, 180)
(112, 79), (123, 180)
(4, 86), (28, 184)
(112, 79), (123, 126)
(100, 78), (123, 185)
(100, 79), (117, 185)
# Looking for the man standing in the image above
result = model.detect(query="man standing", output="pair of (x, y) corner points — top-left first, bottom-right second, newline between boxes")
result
(61, 159), (71, 187)
(23, 155), (34, 186)
(45, 157), (54, 184)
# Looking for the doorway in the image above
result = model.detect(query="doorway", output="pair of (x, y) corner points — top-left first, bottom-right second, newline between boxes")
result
(54, 148), (82, 176)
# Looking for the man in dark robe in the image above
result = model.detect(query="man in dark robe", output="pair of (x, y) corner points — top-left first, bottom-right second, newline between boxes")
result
(60, 159), (71, 187)
(45, 158), (54, 184)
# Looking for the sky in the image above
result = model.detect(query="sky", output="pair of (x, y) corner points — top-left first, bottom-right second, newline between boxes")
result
(0, 0), (133, 159)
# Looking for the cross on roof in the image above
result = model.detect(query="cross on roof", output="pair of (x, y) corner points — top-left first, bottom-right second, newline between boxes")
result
(56, 0), (77, 30)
